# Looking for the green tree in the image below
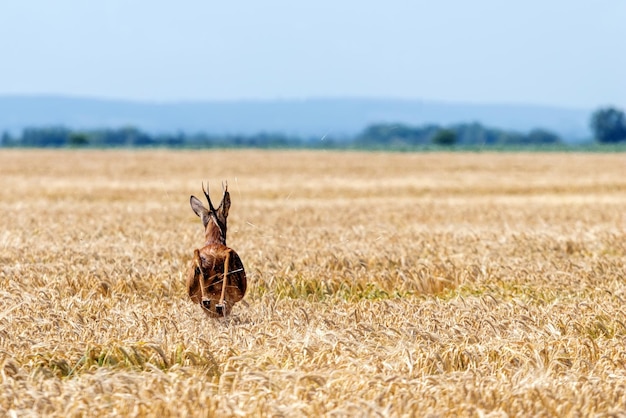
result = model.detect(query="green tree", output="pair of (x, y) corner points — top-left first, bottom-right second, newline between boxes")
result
(431, 129), (457, 146)
(68, 132), (90, 147)
(1, 131), (13, 146)
(355, 123), (438, 147)
(590, 107), (626, 143)
(21, 127), (71, 147)
(525, 129), (561, 145)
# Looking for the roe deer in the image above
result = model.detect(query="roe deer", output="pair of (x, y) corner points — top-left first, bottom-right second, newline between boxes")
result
(187, 182), (246, 317)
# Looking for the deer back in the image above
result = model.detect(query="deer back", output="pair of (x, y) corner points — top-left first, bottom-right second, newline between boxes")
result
(188, 245), (247, 316)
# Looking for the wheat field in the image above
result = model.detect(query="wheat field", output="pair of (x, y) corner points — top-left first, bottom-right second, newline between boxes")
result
(0, 149), (625, 417)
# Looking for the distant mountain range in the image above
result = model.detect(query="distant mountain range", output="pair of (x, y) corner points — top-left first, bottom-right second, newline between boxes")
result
(0, 95), (592, 142)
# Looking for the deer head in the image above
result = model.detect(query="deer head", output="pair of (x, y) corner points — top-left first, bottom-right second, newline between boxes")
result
(190, 182), (231, 246)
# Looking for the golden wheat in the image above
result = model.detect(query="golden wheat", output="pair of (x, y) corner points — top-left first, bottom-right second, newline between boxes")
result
(1, 149), (625, 416)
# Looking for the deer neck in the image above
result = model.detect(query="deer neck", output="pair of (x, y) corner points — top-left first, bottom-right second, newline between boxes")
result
(204, 224), (226, 246)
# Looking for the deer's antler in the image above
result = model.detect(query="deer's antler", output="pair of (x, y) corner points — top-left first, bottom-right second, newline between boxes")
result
(202, 181), (216, 212)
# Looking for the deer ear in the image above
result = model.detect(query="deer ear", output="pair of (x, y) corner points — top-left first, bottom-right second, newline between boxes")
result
(219, 190), (231, 218)
(190, 195), (210, 228)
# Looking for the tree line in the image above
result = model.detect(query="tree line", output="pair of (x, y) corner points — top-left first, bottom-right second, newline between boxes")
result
(1, 106), (624, 149)
(0, 123), (564, 149)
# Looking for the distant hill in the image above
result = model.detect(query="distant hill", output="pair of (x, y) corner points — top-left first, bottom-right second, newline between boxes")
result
(0, 95), (592, 142)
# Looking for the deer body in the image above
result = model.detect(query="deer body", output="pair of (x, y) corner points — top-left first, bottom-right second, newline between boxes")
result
(186, 183), (246, 317)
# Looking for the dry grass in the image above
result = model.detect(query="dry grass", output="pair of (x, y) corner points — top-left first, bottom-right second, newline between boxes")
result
(1, 149), (625, 417)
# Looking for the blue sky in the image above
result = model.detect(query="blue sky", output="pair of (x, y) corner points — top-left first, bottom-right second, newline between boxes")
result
(1, 1), (624, 108)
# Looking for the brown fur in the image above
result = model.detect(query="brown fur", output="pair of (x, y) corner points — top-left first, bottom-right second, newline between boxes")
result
(186, 182), (247, 317)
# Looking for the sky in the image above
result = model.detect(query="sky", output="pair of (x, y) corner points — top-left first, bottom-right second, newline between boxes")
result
(0, 1), (625, 109)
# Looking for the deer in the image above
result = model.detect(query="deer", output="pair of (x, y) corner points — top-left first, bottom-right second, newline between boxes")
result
(187, 182), (247, 317)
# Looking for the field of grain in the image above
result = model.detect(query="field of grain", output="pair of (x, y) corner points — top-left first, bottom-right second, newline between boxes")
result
(0, 149), (625, 416)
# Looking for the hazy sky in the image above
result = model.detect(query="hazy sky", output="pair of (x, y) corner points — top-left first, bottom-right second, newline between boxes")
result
(1, 1), (624, 108)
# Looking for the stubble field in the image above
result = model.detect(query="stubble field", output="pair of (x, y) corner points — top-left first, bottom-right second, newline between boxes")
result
(1, 149), (625, 417)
